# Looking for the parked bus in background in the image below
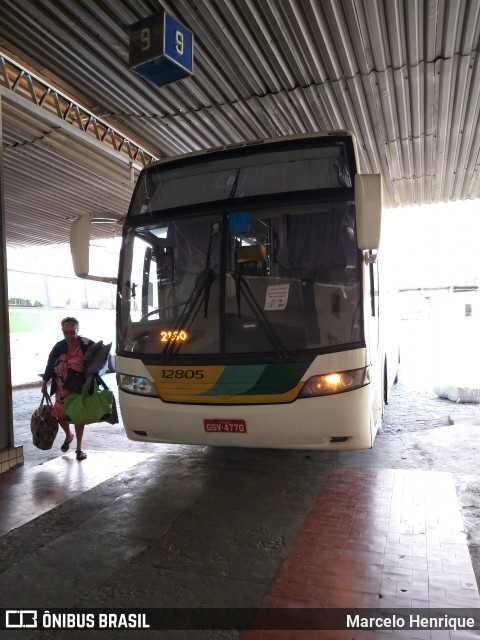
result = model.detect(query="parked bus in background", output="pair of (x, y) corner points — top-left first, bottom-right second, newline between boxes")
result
(8, 269), (116, 386)
(71, 131), (398, 449)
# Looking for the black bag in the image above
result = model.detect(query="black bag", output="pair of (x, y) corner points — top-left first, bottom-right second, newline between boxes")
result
(63, 368), (86, 393)
(31, 394), (59, 450)
(84, 341), (112, 376)
(104, 395), (119, 425)
(97, 374), (119, 425)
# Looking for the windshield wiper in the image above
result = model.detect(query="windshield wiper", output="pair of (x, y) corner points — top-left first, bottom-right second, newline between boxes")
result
(161, 268), (216, 363)
(232, 271), (289, 361)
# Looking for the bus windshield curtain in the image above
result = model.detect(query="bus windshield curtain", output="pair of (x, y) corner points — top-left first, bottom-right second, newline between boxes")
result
(131, 155), (350, 216)
(273, 209), (346, 277)
(168, 220), (221, 275)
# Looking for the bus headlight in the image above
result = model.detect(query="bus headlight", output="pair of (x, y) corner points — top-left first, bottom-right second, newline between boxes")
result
(298, 367), (370, 398)
(118, 374), (159, 397)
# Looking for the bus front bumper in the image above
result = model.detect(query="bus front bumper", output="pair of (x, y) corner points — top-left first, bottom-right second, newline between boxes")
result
(118, 384), (375, 450)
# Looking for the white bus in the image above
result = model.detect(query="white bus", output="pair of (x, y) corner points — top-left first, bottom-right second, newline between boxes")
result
(8, 269), (116, 386)
(71, 131), (397, 449)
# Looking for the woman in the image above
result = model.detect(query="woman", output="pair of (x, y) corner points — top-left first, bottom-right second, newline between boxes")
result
(41, 317), (94, 461)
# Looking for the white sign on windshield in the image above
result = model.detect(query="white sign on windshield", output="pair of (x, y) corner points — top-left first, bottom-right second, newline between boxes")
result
(264, 284), (290, 311)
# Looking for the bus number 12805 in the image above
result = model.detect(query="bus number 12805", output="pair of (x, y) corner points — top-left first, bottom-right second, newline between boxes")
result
(160, 369), (205, 379)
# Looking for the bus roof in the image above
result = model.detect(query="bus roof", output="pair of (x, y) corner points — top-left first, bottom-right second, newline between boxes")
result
(145, 130), (358, 172)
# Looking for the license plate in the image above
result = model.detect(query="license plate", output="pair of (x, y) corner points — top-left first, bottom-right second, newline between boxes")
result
(204, 419), (247, 433)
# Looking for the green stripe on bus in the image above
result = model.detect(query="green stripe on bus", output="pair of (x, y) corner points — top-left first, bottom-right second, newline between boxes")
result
(201, 365), (265, 396)
(201, 361), (311, 396)
(249, 362), (311, 395)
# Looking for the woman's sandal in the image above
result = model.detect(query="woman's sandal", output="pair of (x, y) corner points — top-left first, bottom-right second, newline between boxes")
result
(75, 450), (87, 461)
(61, 434), (74, 452)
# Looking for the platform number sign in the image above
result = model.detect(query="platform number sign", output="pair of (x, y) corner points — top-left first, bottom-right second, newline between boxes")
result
(129, 13), (193, 86)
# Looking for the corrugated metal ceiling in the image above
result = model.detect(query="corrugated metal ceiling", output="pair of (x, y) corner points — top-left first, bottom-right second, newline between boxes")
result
(0, 0), (479, 247)
(2, 97), (136, 245)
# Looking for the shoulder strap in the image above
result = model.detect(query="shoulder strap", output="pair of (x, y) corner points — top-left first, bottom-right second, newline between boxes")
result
(95, 373), (109, 390)
(79, 373), (96, 395)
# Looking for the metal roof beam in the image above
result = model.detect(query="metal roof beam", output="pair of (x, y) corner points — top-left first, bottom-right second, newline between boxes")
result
(0, 51), (157, 170)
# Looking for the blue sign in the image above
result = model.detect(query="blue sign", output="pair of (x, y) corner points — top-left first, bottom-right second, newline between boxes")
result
(129, 13), (193, 86)
(164, 14), (193, 73)
(229, 212), (250, 233)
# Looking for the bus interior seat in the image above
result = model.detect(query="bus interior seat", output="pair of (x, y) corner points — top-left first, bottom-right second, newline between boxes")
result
(237, 275), (307, 349)
(233, 245), (307, 348)
(236, 244), (267, 276)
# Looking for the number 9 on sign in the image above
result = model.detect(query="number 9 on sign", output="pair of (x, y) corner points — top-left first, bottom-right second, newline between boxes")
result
(140, 28), (151, 51)
(175, 30), (184, 55)
(164, 13), (193, 72)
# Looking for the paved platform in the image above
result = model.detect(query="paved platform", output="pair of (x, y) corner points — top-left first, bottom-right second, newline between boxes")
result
(0, 451), (153, 537)
(1, 445), (480, 639)
(2, 368), (480, 639)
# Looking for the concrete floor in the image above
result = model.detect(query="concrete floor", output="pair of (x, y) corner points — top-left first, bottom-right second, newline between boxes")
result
(2, 317), (480, 639)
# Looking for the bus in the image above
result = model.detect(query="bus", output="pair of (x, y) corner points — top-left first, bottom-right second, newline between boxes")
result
(8, 268), (116, 386)
(71, 131), (397, 449)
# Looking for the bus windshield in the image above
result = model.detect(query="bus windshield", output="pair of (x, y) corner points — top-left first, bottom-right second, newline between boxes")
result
(118, 202), (362, 360)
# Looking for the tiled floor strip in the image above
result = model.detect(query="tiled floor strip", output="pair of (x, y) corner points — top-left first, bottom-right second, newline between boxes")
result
(243, 466), (480, 640)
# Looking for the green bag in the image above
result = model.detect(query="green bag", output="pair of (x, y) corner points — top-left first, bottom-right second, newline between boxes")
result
(64, 375), (113, 425)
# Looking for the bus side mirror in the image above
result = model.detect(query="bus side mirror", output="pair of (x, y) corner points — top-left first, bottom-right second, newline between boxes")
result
(70, 214), (119, 284)
(355, 174), (382, 251)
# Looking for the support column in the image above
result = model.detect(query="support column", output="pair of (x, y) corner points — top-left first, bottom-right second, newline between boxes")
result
(0, 94), (24, 473)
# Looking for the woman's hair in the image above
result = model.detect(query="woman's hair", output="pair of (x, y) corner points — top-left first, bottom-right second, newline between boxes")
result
(61, 316), (79, 329)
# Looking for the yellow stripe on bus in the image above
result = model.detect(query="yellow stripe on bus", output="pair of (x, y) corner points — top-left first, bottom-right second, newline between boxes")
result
(147, 365), (225, 401)
(163, 384), (305, 404)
